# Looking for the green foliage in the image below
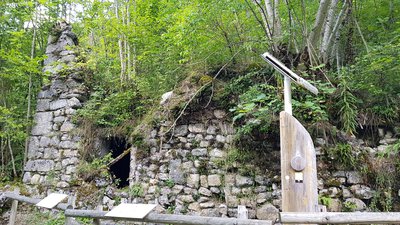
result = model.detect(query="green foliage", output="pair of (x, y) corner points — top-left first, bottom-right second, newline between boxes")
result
(334, 70), (359, 135)
(165, 179), (175, 188)
(129, 184), (144, 198)
(77, 153), (113, 182)
(327, 143), (357, 169)
(343, 201), (357, 212)
(318, 195), (332, 207)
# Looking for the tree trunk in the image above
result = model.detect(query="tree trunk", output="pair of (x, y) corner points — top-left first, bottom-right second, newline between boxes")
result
(7, 135), (17, 178)
(115, 0), (126, 85)
(308, 0), (330, 59)
(23, 22), (37, 175)
(321, 0), (339, 62)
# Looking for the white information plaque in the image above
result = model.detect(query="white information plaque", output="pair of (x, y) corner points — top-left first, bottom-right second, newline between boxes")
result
(105, 203), (157, 219)
(36, 193), (68, 209)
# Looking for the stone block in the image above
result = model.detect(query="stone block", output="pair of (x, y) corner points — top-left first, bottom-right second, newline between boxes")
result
(208, 174), (222, 186)
(209, 148), (225, 158)
(178, 195), (195, 203)
(25, 160), (54, 172)
(350, 184), (375, 199)
(226, 195), (238, 207)
(31, 112), (53, 135)
(60, 121), (75, 132)
(236, 175), (254, 187)
(67, 97), (82, 109)
(344, 198), (366, 211)
(200, 202), (215, 208)
(169, 159), (185, 184)
(256, 203), (279, 220)
(346, 171), (363, 184)
(214, 110), (226, 119)
(192, 148), (207, 157)
(207, 125), (217, 134)
(174, 125), (188, 137)
(50, 99), (68, 110)
(215, 135), (226, 143)
(200, 175), (208, 187)
(199, 187), (212, 197)
(189, 123), (205, 133)
(188, 202), (201, 211)
(36, 99), (50, 112)
(187, 174), (200, 188)
(59, 140), (78, 149)
(54, 116), (66, 123)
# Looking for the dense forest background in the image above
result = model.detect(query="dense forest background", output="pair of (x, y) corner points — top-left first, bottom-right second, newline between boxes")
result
(0, 0), (399, 184)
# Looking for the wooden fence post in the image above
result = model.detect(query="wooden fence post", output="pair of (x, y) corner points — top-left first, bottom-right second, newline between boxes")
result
(93, 205), (102, 225)
(237, 205), (248, 219)
(8, 188), (19, 225)
(65, 195), (75, 225)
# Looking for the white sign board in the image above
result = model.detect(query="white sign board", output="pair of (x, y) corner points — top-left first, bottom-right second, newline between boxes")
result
(105, 203), (157, 219)
(36, 193), (68, 209)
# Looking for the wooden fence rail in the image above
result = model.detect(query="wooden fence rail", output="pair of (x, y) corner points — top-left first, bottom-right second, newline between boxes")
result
(280, 212), (400, 224)
(65, 209), (272, 225)
(5, 192), (400, 225)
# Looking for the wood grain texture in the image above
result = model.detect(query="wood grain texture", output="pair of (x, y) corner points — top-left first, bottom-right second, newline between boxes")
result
(280, 111), (318, 214)
(280, 212), (400, 224)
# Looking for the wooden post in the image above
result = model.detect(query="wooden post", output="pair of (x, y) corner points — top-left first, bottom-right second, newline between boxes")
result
(93, 205), (102, 225)
(237, 205), (248, 219)
(8, 188), (19, 225)
(280, 112), (318, 218)
(65, 196), (74, 225)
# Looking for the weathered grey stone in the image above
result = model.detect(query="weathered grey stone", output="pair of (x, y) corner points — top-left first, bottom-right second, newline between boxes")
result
(188, 124), (205, 133)
(31, 112), (53, 135)
(207, 125), (217, 134)
(225, 135), (234, 144)
(158, 195), (170, 206)
(172, 185), (184, 194)
(38, 89), (55, 99)
(30, 174), (42, 184)
(198, 197), (209, 203)
(192, 148), (207, 157)
(36, 99), (50, 112)
(342, 187), (352, 198)
(346, 171), (363, 184)
(22, 172), (32, 183)
(215, 135), (226, 143)
(200, 202), (215, 208)
(344, 198), (366, 211)
(210, 187), (220, 194)
(67, 97), (81, 109)
(25, 160), (54, 172)
(226, 195), (238, 207)
(209, 148), (225, 158)
(50, 99), (68, 110)
(255, 186), (267, 193)
(60, 121), (75, 132)
(218, 204), (228, 215)
(328, 187), (340, 197)
(59, 140), (78, 149)
(350, 185), (375, 199)
(208, 174), (222, 186)
(256, 193), (269, 204)
(174, 125), (188, 137)
(169, 159), (185, 184)
(236, 175), (254, 187)
(60, 55), (75, 64)
(332, 171), (346, 177)
(200, 208), (219, 217)
(39, 137), (51, 148)
(182, 161), (194, 172)
(199, 187), (212, 197)
(65, 108), (76, 115)
(53, 116), (66, 123)
(27, 137), (40, 158)
(256, 203), (279, 220)
(187, 174), (200, 188)
(205, 135), (214, 141)
(200, 175), (208, 187)
(194, 134), (203, 142)
(199, 140), (210, 147)
(178, 195), (195, 203)
(188, 202), (201, 211)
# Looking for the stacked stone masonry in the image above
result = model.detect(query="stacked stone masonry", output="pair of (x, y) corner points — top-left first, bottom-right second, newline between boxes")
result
(23, 21), (87, 193)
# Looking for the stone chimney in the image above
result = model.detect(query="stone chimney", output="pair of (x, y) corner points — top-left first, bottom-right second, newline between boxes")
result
(23, 21), (87, 194)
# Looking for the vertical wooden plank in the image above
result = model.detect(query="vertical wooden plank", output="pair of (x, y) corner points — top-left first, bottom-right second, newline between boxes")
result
(280, 112), (318, 223)
(65, 195), (75, 225)
(93, 205), (102, 225)
(8, 189), (19, 225)
(237, 205), (248, 219)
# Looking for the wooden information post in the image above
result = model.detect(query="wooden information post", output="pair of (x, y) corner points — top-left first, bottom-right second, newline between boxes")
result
(261, 53), (319, 219)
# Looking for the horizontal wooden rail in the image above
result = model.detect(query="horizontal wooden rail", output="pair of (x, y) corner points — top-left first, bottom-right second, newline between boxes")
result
(65, 209), (273, 225)
(4, 192), (71, 211)
(280, 212), (400, 224)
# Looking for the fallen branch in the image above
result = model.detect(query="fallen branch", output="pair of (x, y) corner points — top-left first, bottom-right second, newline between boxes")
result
(107, 148), (131, 167)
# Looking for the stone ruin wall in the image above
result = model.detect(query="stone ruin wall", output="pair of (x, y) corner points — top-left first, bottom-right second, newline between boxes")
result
(23, 22), (87, 195)
(21, 23), (400, 217)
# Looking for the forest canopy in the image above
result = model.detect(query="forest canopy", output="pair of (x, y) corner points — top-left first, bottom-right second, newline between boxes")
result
(0, 0), (399, 180)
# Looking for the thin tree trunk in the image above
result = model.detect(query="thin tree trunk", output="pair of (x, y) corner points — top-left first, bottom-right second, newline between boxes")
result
(1, 137), (5, 174)
(7, 135), (17, 178)
(308, 0), (330, 55)
(354, 17), (369, 53)
(23, 23), (37, 175)
(115, 0), (126, 85)
(321, 0), (339, 62)
(273, 0), (282, 38)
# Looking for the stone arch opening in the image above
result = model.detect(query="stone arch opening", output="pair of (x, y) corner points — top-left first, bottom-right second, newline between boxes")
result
(106, 136), (131, 188)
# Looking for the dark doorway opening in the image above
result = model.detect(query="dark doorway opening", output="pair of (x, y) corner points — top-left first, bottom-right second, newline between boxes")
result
(106, 136), (131, 188)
